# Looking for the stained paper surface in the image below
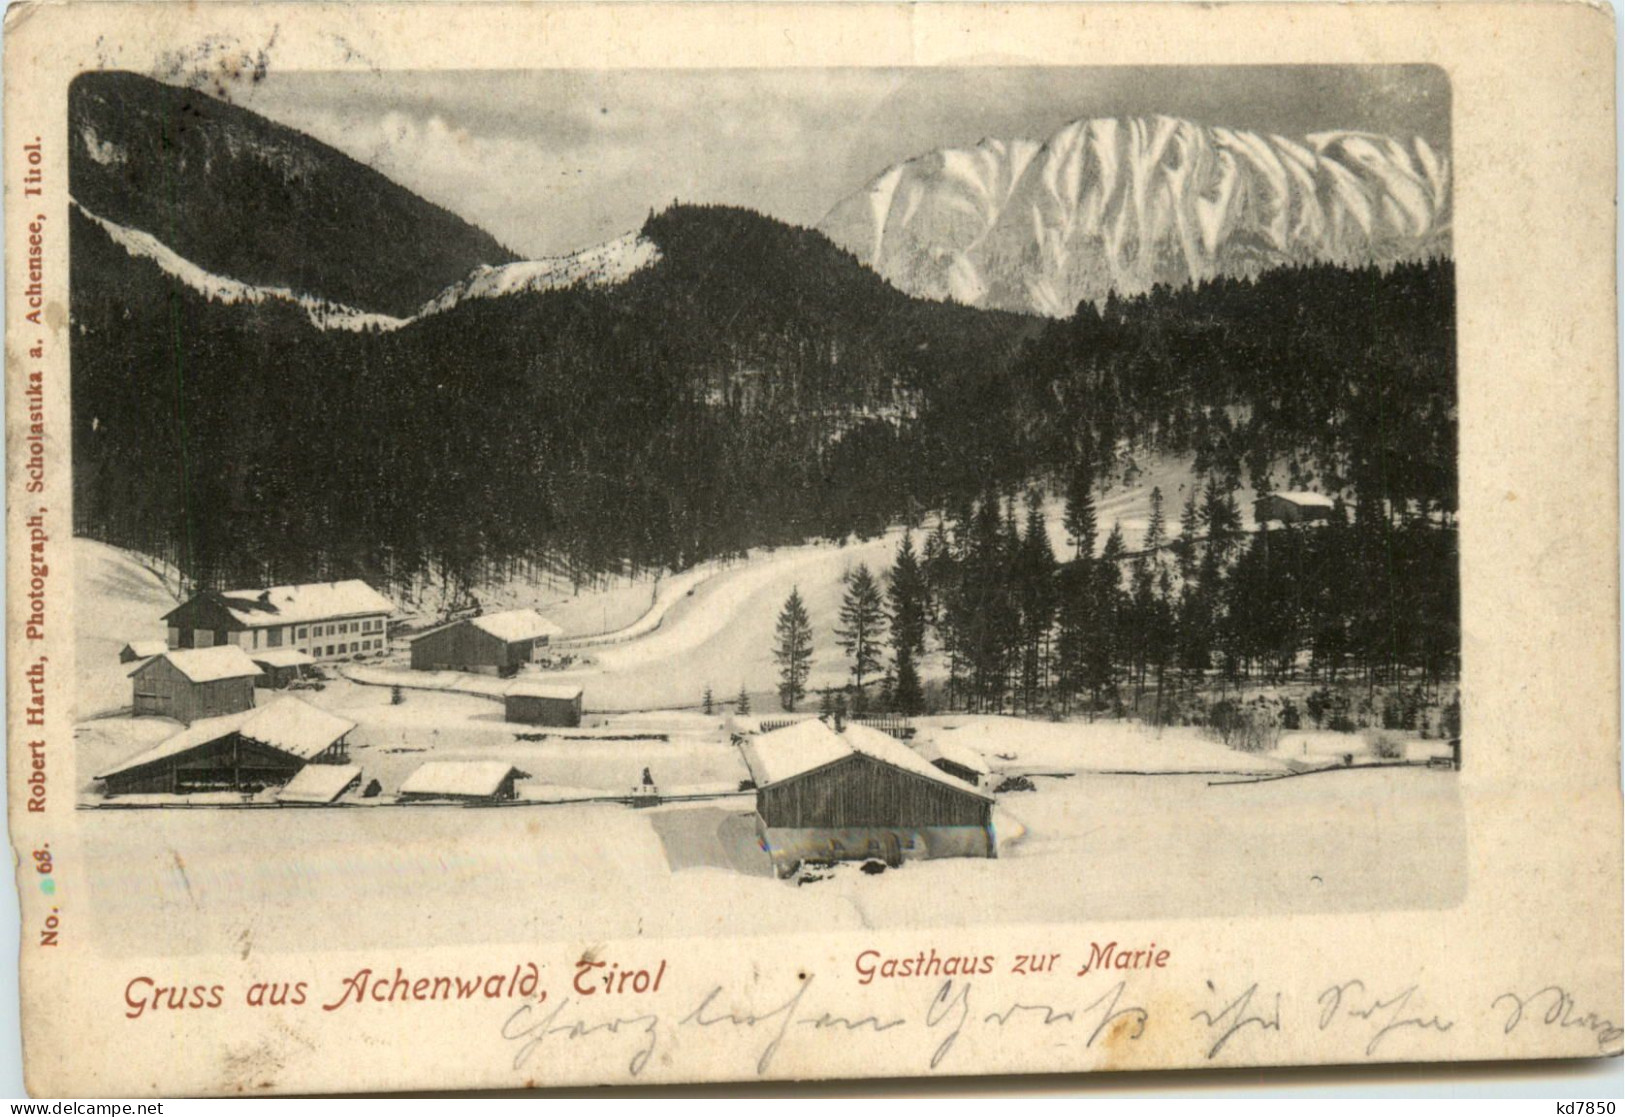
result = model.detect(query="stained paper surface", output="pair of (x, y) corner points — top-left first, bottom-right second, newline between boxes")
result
(4, 1), (1619, 1097)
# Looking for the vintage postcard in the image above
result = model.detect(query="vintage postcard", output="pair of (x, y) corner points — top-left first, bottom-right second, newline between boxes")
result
(4, 0), (1619, 1098)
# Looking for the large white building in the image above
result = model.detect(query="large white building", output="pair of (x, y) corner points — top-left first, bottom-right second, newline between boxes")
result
(162, 580), (396, 664)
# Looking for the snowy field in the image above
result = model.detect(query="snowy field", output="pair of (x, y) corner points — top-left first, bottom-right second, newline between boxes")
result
(78, 766), (1465, 957)
(70, 515), (1463, 959)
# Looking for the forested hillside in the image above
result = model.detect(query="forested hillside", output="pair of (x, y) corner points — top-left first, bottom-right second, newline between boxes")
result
(71, 202), (1035, 594)
(70, 71), (516, 317)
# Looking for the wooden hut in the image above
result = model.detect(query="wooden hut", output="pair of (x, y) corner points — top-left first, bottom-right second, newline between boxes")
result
(914, 737), (991, 787)
(503, 681), (584, 727)
(118, 640), (168, 665)
(409, 610), (564, 674)
(250, 648), (317, 689)
(741, 720), (995, 875)
(97, 697), (355, 797)
(1253, 491), (1336, 525)
(277, 763), (363, 805)
(129, 646), (262, 724)
(398, 761), (527, 803)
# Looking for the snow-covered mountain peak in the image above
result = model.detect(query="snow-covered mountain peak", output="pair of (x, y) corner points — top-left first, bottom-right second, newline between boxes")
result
(819, 115), (1451, 316)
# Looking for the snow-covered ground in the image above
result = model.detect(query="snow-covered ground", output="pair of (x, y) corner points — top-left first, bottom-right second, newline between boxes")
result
(73, 447), (1270, 719)
(912, 716), (1290, 776)
(78, 766), (1465, 956)
(71, 530), (1465, 958)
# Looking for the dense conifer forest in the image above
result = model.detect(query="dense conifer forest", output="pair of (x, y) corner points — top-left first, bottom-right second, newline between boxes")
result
(74, 195), (1456, 709)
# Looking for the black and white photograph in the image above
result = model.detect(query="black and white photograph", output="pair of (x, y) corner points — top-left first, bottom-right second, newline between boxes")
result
(6, 2), (1617, 1096)
(68, 61), (1463, 947)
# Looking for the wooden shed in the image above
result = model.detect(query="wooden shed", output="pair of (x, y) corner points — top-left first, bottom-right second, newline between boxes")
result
(503, 681), (584, 727)
(250, 648), (317, 689)
(277, 763), (363, 805)
(398, 761), (528, 803)
(1253, 491), (1336, 525)
(409, 610), (564, 674)
(741, 720), (996, 875)
(913, 737), (991, 787)
(118, 640), (168, 665)
(129, 646), (262, 724)
(97, 697), (355, 797)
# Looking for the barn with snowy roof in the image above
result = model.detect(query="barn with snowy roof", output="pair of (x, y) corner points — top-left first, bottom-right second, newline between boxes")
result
(408, 609), (565, 674)
(503, 680), (584, 727)
(97, 696), (355, 796)
(1253, 491), (1337, 526)
(740, 719), (996, 875)
(398, 761), (528, 803)
(162, 580), (395, 664)
(129, 645), (263, 724)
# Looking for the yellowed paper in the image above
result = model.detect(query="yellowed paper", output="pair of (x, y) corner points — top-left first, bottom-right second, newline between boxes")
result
(5, 1), (1619, 1097)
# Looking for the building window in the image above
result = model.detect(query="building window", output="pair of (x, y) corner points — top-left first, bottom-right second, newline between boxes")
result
(297, 627), (308, 640)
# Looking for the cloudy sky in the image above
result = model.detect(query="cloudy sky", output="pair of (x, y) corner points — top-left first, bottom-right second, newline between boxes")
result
(237, 66), (1450, 258)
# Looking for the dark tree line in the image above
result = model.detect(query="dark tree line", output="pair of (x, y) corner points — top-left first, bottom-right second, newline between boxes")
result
(801, 480), (1456, 721)
(72, 203), (1032, 598)
(74, 183), (1455, 687)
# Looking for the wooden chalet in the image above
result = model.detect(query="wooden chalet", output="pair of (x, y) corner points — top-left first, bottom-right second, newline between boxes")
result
(97, 697), (355, 797)
(740, 720), (996, 875)
(397, 761), (528, 803)
(409, 609), (564, 674)
(163, 581), (395, 665)
(503, 681), (584, 727)
(1253, 491), (1336, 525)
(129, 646), (262, 724)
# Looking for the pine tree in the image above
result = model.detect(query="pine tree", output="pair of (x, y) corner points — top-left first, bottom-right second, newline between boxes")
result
(735, 684), (751, 716)
(836, 563), (887, 711)
(1064, 455), (1098, 560)
(702, 684), (714, 716)
(1083, 522), (1128, 709)
(887, 533), (928, 658)
(773, 586), (814, 711)
(893, 644), (924, 715)
(1016, 490), (1058, 711)
(1143, 486), (1166, 565)
(1175, 488), (1201, 579)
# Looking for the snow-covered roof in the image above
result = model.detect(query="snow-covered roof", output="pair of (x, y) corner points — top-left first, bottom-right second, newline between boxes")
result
(96, 696), (353, 780)
(96, 709), (255, 779)
(1266, 491), (1336, 508)
(914, 736), (991, 776)
(131, 645), (262, 684)
(199, 581), (395, 628)
(121, 640), (168, 659)
(743, 720), (991, 799)
(240, 697), (354, 759)
(505, 680), (583, 701)
(741, 720), (850, 786)
(399, 761), (525, 798)
(469, 609), (564, 643)
(250, 649), (315, 669)
(277, 764), (362, 804)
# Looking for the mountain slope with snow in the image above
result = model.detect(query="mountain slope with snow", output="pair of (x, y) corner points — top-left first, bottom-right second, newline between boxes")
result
(819, 116), (1451, 315)
(418, 233), (661, 316)
(74, 201), (410, 332)
(70, 71), (516, 317)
